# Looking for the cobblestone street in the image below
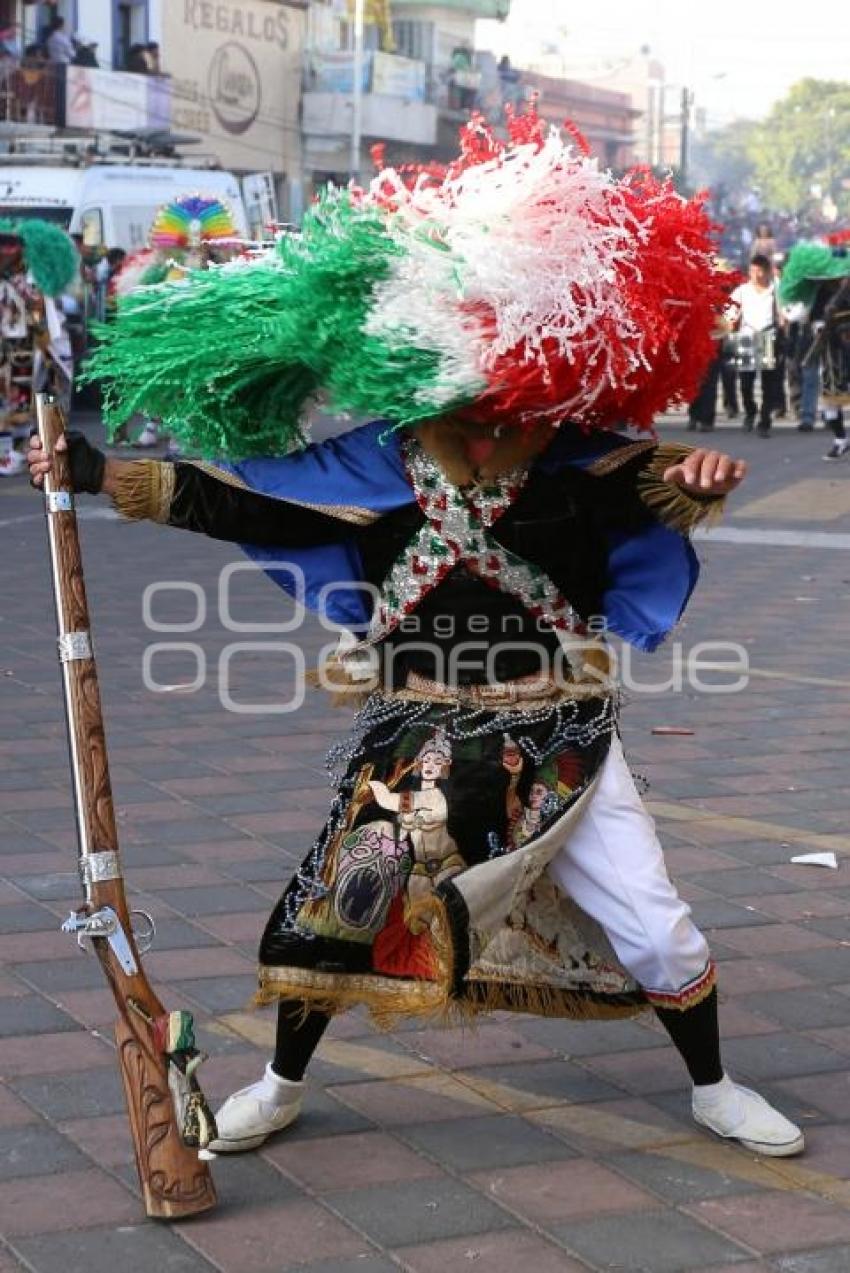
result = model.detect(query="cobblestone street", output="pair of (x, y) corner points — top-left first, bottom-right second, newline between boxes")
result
(1, 416), (849, 1271)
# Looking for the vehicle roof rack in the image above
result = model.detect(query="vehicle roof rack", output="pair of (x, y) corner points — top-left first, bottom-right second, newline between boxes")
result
(0, 131), (219, 168)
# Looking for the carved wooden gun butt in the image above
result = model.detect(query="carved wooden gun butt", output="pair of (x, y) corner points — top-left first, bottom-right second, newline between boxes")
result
(37, 394), (216, 1220)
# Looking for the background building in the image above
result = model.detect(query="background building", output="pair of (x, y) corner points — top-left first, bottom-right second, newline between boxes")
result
(303, 0), (511, 190)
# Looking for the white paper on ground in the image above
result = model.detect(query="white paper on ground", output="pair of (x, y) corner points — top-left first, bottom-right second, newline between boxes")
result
(789, 852), (839, 869)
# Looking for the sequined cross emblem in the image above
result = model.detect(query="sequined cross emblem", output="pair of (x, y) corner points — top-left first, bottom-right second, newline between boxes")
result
(368, 442), (581, 641)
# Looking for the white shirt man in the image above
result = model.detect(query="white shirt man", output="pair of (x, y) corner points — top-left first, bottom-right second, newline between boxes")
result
(729, 258), (776, 334)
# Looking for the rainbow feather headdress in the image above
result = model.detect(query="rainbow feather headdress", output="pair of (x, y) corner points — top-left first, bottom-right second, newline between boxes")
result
(86, 109), (725, 459)
(148, 194), (239, 250)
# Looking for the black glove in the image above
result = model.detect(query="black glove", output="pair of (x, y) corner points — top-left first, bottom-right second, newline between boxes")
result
(63, 430), (107, 494)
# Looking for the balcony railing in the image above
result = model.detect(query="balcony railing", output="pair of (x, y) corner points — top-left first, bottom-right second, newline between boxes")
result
(0, 58), (61, 128)
(0, 59), (171, 133)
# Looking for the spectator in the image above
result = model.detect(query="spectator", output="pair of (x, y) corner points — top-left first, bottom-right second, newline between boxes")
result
(752, 221), (778, 262)
(125, 43), (149, 74)
(144, 42), (161, 75)
(45, 17), (75, 65)
(498, 54), (521, 108)
(450, 45), (479, 112)
(728, 254), (783, 437)
(72, 36), (99, 69)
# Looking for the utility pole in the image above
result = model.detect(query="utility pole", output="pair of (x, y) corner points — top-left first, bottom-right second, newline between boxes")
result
(350, 0), (365, 182)
(679, 86), (693, 188)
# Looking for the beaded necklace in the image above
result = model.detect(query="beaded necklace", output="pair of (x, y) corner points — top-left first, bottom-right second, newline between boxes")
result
(368, 440), (583, 642)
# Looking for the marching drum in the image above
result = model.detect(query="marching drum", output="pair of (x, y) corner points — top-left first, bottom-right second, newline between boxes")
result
(724, 328), (777, 372)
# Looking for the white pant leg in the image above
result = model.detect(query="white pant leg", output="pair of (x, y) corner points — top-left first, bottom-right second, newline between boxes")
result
(546, 735), (713, 1004)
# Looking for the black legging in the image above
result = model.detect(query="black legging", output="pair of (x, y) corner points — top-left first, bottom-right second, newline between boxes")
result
(271, 988), (724, 1087)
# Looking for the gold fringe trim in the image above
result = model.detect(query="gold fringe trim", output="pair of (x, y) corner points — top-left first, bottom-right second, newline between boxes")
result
(111, 459), (175, 524)
(460, 976), (648, 1022)
(255, 895), (648, 1029)
(186, 460), (380, 526)
(644, 961), (717, 1012)
(254, 965), (447, 1031)
(585, 439), (657, 477)
(636, 443), (726, 534)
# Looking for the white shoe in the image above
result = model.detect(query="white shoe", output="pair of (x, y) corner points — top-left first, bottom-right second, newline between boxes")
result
(824, 438), (849, 461)
(201, 1063), (302, 1156)
(692, 1073), (804, 1157)
(134, 424), (159, 448)
(0, 449), (26, 477)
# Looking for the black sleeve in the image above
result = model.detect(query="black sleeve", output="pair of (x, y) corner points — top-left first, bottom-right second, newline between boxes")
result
(166, 463), (364, 547)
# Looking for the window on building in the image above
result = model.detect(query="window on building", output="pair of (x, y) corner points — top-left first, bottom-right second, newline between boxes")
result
(115, 1), (148, 73)
(392, 20), (434, 64)
(338, 20), (381, 53)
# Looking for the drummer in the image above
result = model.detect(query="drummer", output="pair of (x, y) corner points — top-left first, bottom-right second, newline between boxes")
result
(728, 255), (784, 437)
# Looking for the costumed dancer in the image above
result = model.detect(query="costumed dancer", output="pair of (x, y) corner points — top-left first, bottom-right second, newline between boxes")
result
(0, 219), (78, 476)
(781, 235), (850, 460)
(113, 194), (244, 450)
(30, 109), (805, 1161)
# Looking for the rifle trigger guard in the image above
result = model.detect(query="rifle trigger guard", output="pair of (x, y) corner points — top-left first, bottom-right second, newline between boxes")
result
(130, 909), (156, 955)
(61, 906), (139, 975)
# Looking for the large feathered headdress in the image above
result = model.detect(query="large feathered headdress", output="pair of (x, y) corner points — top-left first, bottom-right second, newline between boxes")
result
(85, 107), (725, 459)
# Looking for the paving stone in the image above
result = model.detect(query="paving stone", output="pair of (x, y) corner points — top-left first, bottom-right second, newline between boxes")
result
(175, 1199), (368, 1271)
(691, 900), (774, 929)
(0, 1125), (88, 1180)
(401, 1113), (574, 1173)
(686, 1191), (850, 1255)
(771, 946), (850, 983)
(12, 1224), (215, 1273)
(394, 1230), (588, 1272)
(0, 1029), (112, 1077)
(463, 1058), (624, 1104)
(773, 1071), (850, 1120)
(401, 1023), (553, 1070)
(718, 924), (835, 957)
(774, 1249), (850, 1272)
(577, 1044), (691, 1095)
(203, 1152), (302, 1208)
(153, 884), (271, 916)
(514, 1014), (666, 1056)
(0, 1167), (139, 1236)
(328, 1176), (515, 1248)
(290, 1260), (398, 1273)
(267, 1129), (440, 1193)
(0, 1086), (39, 1128)
(0, 996), (79, 1037)
(739, 989), (850, 1031)
(220, 856), (292, 883)
(280, 1088), (376, 1142)
(329, 1078), (492, 1127)
(721, 1032), (847, 1080)
(551, 1207), (750, 1271)
(686, 869), (800, 898)
(13, 956), (107, 992)
(605, 1149), (767, 1203)
(470, 1157), (655, 1222)
(171, 975), (259, 1013)
(10, 1067), (126, 1120)
(0, 883), (77, 915)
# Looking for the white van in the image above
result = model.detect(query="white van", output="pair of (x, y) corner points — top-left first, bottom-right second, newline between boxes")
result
(0, 164), (249, 251)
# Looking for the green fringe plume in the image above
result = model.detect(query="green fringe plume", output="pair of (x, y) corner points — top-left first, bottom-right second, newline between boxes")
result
(82, 191), (451, 459)
(0, 218), (79, 297)
(780, 241), (850, 307)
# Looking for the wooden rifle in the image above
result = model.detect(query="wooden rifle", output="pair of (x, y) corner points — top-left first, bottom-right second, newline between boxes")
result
(36, 393), (217, 1220)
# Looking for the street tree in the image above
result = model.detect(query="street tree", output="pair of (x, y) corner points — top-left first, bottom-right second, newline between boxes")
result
(747, 78), (850, 214)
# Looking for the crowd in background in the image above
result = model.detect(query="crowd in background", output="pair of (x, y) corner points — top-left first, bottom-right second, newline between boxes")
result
(688, 221), (849, 461)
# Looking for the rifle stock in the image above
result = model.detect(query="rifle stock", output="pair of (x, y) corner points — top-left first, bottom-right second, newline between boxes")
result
(37, 395), (216, 1220)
